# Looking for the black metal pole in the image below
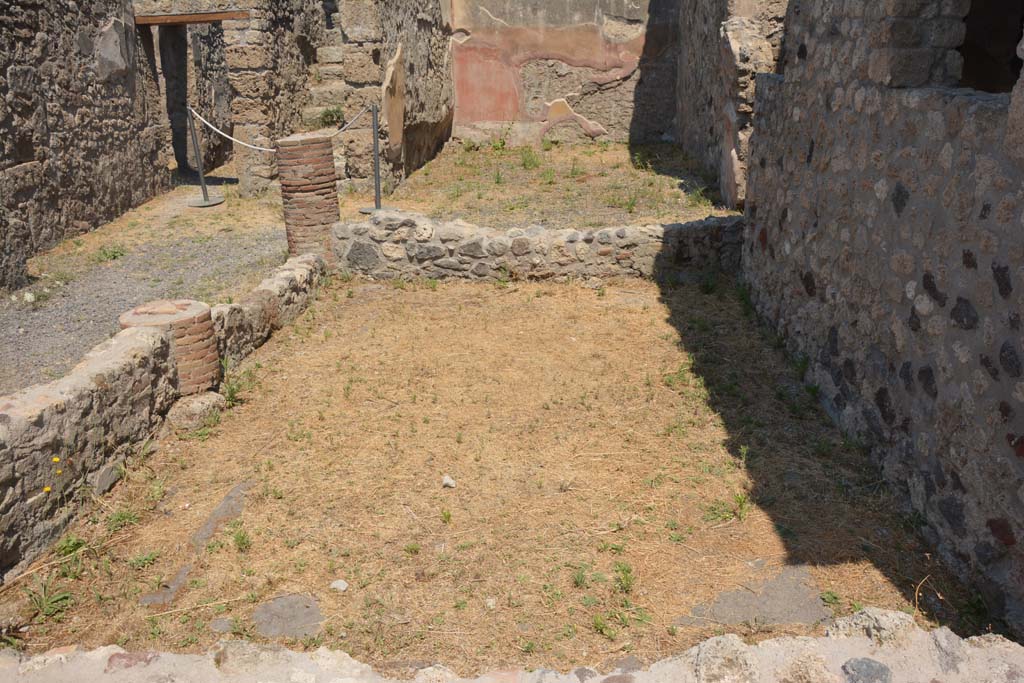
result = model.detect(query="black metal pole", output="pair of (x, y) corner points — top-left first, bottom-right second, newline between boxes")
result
(187, 109), (210, 203)
(371, 103), (381, 210)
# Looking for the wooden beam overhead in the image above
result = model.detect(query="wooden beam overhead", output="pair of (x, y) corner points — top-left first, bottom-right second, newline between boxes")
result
(135, 10), (249, 25)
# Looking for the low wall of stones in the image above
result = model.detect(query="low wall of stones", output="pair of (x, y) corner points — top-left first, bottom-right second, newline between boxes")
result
(0, 255), (325, 581)
(744, 0), (1024, 634)
(213, 254), (324, 363)
(332, 211), (742, 282)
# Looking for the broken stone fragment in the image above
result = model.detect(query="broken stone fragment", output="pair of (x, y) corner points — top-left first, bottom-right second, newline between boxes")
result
(165, 392), (227, 432)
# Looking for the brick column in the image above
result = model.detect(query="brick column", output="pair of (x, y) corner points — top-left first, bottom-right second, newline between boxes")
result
(276, 131), (340, 263)
(119, 300), (220, 395)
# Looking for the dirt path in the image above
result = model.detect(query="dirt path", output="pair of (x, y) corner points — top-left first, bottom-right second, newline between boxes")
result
(0, 173), (287, 395)
(4, 279), (982, 675)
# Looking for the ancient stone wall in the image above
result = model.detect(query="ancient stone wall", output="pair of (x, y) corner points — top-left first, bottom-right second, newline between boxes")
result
(0, 254), (325, 580)
(224, 0), (326, 195)
(379, 0), (454, 176)
(305, 0), (453, 188)
(307, 0), (386, 189)
(0, 0), (172, 291)
(333, 211), (742, 282)
(187, 22), (234, 170)
(744, 0), (1024, 632)
(450, 0), (678, 145)
(676, 0), (787, 209)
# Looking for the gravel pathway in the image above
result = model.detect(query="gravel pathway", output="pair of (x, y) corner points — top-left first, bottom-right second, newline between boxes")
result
(0, 187), (286, 396)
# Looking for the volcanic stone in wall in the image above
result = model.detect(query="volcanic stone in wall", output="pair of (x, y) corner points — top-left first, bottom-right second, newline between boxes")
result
(0, 0), (171, 290)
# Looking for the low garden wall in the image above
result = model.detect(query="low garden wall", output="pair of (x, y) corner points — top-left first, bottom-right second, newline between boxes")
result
(0, 255), (325, 581)
(332, 211), (744, 282)
(2, 207), (745, 582)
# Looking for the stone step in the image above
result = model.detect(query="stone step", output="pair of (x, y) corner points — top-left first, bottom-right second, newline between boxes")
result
(320, 30), (344, 48)
(311, 46), (382, 85)
(300, 86), (378, 130)
(301, 106), (341, 129)
(316, 46), (345, 64)
(307, 82), (351, 107)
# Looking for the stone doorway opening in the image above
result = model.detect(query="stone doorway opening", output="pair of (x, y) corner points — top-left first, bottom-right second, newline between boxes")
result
(158, 24), (191, 173)
(142, 14), (236, 178)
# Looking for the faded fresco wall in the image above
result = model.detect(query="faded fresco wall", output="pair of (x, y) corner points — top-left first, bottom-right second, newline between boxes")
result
(744, 0), (1024, 632)
(676, 0), (787, 208)
(0, 0), (171, 291)
(451, 0), (678, 145)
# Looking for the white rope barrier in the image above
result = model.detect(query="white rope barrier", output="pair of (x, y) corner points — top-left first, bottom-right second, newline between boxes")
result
(328, 105), (371, 138)
(187, 106), (277, 152)
(187, 104), (375, 153)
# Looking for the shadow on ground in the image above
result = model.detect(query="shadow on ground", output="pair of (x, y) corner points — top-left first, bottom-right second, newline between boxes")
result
(171, 168), (240, 188)
(650, 261), (1000, 637)
(626, 5), (995, 633)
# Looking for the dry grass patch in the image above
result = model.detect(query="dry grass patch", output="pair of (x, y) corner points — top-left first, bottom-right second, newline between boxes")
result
(2, 279), (983, 673)
(339, 141), (734, 230)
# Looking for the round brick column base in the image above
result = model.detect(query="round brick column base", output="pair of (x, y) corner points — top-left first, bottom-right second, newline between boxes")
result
(277, 131), (340, 264)
(119, 299), (221, 395)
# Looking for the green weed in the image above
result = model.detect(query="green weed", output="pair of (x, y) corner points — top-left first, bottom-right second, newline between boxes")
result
(128, 552), (160, 570)
(55, 534), (87, 557)
(24, 576), (72, 621)
(592, 614), (616, 640)
(613, 562), (635, 593)
(318, 106), (345, 128)
(95, 244), (127, 262)
(107, 509), (139, 532)
(520, 147), (540, 170)
(702, 500), (735, 523)
(232, 528), (252, 553)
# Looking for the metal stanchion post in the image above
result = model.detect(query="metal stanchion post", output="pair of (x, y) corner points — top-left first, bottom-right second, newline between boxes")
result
(360, 103), (392, 214)
(372, 103), (382, 210)
(187, 108), (224, 208)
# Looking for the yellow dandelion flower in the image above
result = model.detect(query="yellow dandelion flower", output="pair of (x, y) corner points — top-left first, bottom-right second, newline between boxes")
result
(52, 457), (60, 463)
(56, 469), (63, 475)
(43, 486), (51, 493)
